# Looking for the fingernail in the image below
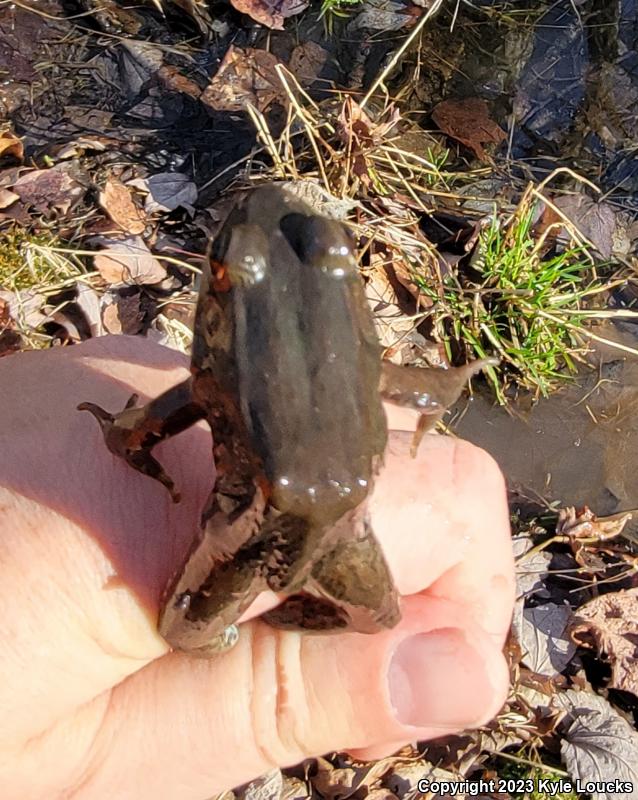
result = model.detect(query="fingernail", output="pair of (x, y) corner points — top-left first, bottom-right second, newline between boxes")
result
(388, 628), (493, 728)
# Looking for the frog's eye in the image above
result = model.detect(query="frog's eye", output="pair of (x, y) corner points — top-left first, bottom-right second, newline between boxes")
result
(223, 224), (269, 286)
(279, 213), (356, 277)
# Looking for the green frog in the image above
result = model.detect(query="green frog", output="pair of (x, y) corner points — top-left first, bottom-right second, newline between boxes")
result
(79, 184), (496, 656)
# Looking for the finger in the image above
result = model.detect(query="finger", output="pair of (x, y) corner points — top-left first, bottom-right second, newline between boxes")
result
(369, 432), (514, 645)
(9, 596), (509, 799)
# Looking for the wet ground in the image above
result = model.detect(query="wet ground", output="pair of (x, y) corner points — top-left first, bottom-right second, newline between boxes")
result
(453, 327), (638, 531)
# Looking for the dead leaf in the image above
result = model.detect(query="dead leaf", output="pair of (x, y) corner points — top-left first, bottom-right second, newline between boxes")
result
(109, 292), (144, 335)
(0, 131), (23, 162)
(64, 106), (115, 130)
(513, 534), (552, 599)
(431, 98), (506, 161)
(365, 248), (418, 353)
(0, 297), (21, 356)
(289, 41), (328, 87)
(157, 65), (203, 99)
(352, 0), (419, 32)
(312, 755), (398, 799)
(558, 691), (638, 799)
(133, 172), (198, 214)
(102, 303), (123, 334)
(280, 776), (309, 800)
(12, 164), (84, 215)
(99, 178), (146, 234)
(200, 46), (285, 113)
(0, 289), (47, 329)
(384, 761), (464, 798)
(93, 236), (167, 286)
(571, 587), (638, 699)
(520, 603), (577, 677)
(556, 506), (631, 541)
(0, 188), (18, 208)
(554, 194), (617, 259)
(73, 283), (105, 337)
(229, 0), (308, 29)
(278, 180), (356, 219)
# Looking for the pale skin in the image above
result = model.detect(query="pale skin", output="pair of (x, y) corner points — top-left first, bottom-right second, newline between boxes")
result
(0, 336), (515, 800)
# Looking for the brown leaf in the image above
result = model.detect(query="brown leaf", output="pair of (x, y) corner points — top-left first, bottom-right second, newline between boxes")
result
(556, 505), (632, 541)
(157, 65), (203, 99)
(571, 588), (638, 699)
(229, 0), (308, 29)
(93, 236), (167, 286)
(365, 247), (418, 353)
(102, 302), (123, 334)
(0, 131), (23, 162)
(12, 164), (84, 215)
(431, 98), (506, 161)
(554, 194), (617, 259)
(0, 289), (47, 330)
(99, 178), (146, 234)
(289, 41), (328, 86)
(200, 46), (285, 113)
(0, 188), (18, 208)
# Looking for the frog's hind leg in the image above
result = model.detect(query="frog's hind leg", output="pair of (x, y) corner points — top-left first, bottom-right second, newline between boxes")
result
(263, 513), (401, 635)
(78, 378), (205, 503)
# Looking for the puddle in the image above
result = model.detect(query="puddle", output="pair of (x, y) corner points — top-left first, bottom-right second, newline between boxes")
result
(452, 324), (638, 528)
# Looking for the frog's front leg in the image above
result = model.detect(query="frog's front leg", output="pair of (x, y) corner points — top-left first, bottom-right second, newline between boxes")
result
(78, 377), (205, 502)
(263, 508), (400, 635)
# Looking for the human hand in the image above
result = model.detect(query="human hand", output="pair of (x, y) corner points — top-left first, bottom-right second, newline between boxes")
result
(0, 336), (514, 800)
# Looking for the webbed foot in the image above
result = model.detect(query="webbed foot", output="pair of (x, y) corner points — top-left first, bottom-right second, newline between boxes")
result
(78, 395), (180, 502)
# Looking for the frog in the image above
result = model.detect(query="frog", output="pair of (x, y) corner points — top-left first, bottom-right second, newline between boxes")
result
(78, 183), (497, 656)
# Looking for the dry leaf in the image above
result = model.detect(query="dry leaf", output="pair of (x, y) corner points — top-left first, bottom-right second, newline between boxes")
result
(513, 534), (552, 599)
(520, 603), (576, 677)
(0, 131), (23, 162)
(157, 65), (203, 99)
(431, 98), (506, 161)
(137, 172), (197, 214)
(571, 587), (638, 699)
(230, 0), (308, 29)
(200, 46), (285, 113)
(0, 289), (47, 329)
(554, 194), (617, 259)
(102, 303), (123, 334)
(278, 180), (356, 219)
(556, 506), (631, 541)
(93, 236), (167, 286)
(99, 178), (146, 234)
(74, 283), (105, 337)
(558, 692), (638, 799)
(12, 164), (84, 215)
(0, 188), (18, 208)
(289, 41), (328, 86)
(352, 0), (418, 32)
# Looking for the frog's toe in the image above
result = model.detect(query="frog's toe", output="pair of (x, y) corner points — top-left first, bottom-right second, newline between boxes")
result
(129, 450), (180, 503)
(77, 401), (115, 426)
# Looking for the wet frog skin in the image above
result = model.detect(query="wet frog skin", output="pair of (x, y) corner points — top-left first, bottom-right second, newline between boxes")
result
(79, 184), (495, 656)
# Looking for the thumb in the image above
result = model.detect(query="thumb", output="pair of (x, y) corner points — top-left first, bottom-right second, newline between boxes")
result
(23, 597), (508, 800)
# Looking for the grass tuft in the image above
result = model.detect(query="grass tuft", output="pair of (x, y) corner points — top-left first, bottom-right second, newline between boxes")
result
(0, 227), (84, 293)
(419, 186), (602, 402)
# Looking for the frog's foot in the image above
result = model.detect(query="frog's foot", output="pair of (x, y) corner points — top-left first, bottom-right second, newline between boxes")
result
(78, 397), (180, 502)
(174, 623), (240, 658)
(264, 516), (400, 635)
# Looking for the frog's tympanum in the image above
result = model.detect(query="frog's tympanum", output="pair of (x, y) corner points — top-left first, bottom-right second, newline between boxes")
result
(79, 184), (496, 656)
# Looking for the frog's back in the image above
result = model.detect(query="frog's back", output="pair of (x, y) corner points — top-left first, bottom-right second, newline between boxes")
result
(201, 185), (387, 524)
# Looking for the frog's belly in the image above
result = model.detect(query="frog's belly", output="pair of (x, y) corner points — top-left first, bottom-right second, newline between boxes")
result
(233, 249), (386, 524)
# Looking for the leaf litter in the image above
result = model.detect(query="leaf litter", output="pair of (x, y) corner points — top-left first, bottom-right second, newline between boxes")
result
(2, 0), (638, 795)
